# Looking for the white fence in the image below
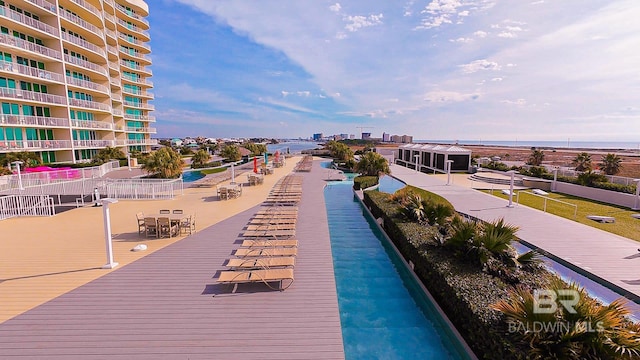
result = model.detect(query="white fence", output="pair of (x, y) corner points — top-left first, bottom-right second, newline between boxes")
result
(0, 195), (56, 220)
(0, 161), (121, 193)
(102, 178), (183, 200)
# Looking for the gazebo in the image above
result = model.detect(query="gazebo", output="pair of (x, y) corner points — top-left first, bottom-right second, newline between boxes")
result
(396, 143), (472, 173)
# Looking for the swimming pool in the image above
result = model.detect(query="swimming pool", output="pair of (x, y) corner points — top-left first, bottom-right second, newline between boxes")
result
(324, 181), (471, 359)
(182, 170), (205, 183)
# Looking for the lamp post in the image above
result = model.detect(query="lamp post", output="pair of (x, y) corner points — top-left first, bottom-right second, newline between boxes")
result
(414, 154), (420, 173)
(552, 166), (559, 192)
(11, 161), (24, 190)
(633, 179), (640, 210)
(127, 153), (131, 172)
(507, 170), (516, 208)
(101, 198), (119, 269)
(446, 160), (454, 185)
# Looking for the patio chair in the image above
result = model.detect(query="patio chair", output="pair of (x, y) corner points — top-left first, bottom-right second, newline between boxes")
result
(159, 209), (170, 214)
(136, 212), (145, 236)
(217, 268), (294, 292)
(157, 217), (178, 238)
(179, 215), (193, 235)
(143, 217), (158, 238)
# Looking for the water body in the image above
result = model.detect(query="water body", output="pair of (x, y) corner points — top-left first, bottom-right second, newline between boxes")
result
(324, 180), (468, 359)
(417, 140), (640, 150)
(181, 170), (205, 183)
(267, 141), (321, 154)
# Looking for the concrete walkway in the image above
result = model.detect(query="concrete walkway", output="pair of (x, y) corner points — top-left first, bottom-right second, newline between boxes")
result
(391, 164), (640, 300)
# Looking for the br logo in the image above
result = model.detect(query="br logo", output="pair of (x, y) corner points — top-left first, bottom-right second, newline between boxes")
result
(533, 289), (579, 314)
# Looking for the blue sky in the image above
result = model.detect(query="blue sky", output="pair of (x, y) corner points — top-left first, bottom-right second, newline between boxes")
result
(148, 0), (640, 141)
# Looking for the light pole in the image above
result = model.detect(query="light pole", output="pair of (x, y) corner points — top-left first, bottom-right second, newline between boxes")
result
(446, 160), (454, 185)
(633, 179), (640, 210)
(101, 198), (119, 269)
(127, 153), (131, 172)
(11, 161), (24, 190)
(507, 170), (516, 208)
(414, 154), (420, 173)
(552, 166), (559, 192)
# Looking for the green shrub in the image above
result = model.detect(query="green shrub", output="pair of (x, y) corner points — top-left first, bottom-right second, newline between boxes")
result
(353, 175), (378, 190)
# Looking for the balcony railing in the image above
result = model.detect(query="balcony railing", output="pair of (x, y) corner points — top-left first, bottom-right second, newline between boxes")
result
(74, 139), (117, 148)
(0, 115), (69, 127)
(1, 4), (59, 37)
(112, 93), (122, 101)
(69, 0), (100, 18)
(25, 0), (57, 13)
(66, 76), (109, 93)
(124, 114), (155, 122)
(119, 61), (152, 75)
(107, 44), (118, 56)
(68, 98), (112, 111)
(0, 60), (64, 82)
(0, 34), (61, 60)
(104, 12), (116, 25)
(103, 0), (114, 6)
(61, 32), (105, 57)
(71, 119), (113, 130)
(123, 101), (154, 110)
(115, 4), (150, 27)
(0, 87), (66, 105)
(64, 54), (107, 76)
(59, 9), (103, 37)
(105, 28), (117, 40)
(125, 138), (156, 145)
(0, 139), (72, 150)
(125, 126), (156, 133)
(113, 108), (123, 116)
(122, 88), (153, 97)
(118, 34), (151, 51)
(116, 19), (150, 38)
(108, 60), (119, 71)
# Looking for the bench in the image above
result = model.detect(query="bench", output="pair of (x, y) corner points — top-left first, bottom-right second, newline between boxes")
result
(532, 189), (549, 196)
(587, 215), (615, 223)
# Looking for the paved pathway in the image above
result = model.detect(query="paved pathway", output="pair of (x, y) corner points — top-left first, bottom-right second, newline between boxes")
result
(391, 164), (640, 300)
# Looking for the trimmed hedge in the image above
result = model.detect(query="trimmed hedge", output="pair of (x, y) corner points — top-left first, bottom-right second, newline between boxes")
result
(363, 188), (550, 359)
(353, 175), (378, 190)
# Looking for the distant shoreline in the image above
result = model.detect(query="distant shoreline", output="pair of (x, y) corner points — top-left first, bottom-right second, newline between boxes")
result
(415, 140), (640, 151)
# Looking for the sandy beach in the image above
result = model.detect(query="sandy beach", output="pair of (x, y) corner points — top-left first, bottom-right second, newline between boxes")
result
(0, 156), (302, 323)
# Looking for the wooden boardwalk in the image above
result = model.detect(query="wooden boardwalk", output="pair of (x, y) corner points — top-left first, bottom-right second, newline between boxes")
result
(0, 161), (344, 359)
(391, 164), (640, 301)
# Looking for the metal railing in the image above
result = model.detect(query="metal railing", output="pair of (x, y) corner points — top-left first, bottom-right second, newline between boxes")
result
(0, 4), (59, 36)
(66, 76), (109, 93)
(1, 60), (64, 82)
(64, 54), (107, 76)
(0, 33), (62, 59)
(516, 190), (578, 218)
(0, 194), (56, 220)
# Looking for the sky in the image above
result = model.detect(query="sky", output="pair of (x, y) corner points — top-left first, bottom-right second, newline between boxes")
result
(147, 0), (640, 141)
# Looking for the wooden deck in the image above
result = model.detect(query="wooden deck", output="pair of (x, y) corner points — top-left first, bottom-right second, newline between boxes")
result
(0, 161), (344, 359)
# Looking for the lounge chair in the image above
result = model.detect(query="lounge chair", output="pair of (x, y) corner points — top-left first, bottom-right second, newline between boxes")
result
(225, 257), (296, 269)
(234, 247), (298, 258)
(217, 268), (294, 292)
(241, 239), (298, 248)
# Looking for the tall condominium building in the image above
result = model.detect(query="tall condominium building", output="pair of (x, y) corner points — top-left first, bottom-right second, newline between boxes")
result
(0, 0), (155, 164)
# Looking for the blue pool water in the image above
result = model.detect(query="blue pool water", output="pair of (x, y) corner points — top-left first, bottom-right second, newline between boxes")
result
(324, 181), (469, 359)
(377, 175), (406, 194)
(182, 171), (205, 183)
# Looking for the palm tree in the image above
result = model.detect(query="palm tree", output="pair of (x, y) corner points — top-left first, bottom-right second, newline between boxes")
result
(220, 144), (241, 162)
(191, 149), (210, 169)
(354, 151), (390, 176)
(527, 149), (545, 166)
(599, 153), (623, 175)
(572, 152), (592, 172)
(2, 151), (42, 168)
(141, 147), (184, 179)
(92, 147), (125, 164)
(492, 278), (640, 359)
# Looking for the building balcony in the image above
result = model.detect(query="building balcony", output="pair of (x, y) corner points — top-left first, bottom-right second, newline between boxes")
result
(115, 4), (150, 28)
(104, 12), (116, 25)
(73, 139), (118, 148)
(118, 34), (151, 52)
(0, 33), (62, 60)
(123, 88), (153, 98)
(66, 76), (109, 93)
(124, 138), (157, 146)
(0, 87), (66, 105)
(0, 114), (69, 127)
(61, 32), (106, 57)
(116, 18), (150, 40)
(24, 0), (57, 14)
(59, 9), (103, 38)
(112, 93), (122, 102)
(123, 101), (154, 110)
(1, 60), (64, 83)
(125, 126), (156, 133)
(124, 114), (155, 122)
(68, 98), (111, 112)
(0, 4), (59, 37)
(69, 0), (101, 19)
(71, 119), (114, 130)
(113, 108), (123, 117)
(119, 61), (152, 75)
(0, 139), (72, 151)
(64, 54), (107, 76)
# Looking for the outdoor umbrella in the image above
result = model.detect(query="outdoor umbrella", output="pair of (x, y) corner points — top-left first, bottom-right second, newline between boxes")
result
(253, 157), (258, 173)
(275, 150), (280, 164)
(264, 152), (268, 165)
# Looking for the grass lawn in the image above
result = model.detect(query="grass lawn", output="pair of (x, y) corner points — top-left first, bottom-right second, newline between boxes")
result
(201, 168), (227, 175)
(483, 189), (640, 242)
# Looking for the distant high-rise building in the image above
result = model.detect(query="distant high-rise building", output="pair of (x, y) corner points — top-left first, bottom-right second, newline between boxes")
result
(361, 132), (371, 140)
(390, 135), (402, 143)
(312, 133), (323, 141)
(382, 132), (390, 142)
(349, 134), (355, 139)
(401, 135), (413, 143)
(340, 133), (349, 140)
(0, 0), (155, 163)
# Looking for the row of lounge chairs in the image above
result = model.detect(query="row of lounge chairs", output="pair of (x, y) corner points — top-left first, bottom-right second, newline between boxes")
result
(293, 155), (313, 172)
(217, 180), (303, 292)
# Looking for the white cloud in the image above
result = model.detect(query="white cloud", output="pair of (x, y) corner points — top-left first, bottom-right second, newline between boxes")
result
(424, 90), (480, 103)
(450, 37), (471, 43)
(498, 32), (516, 38)
(344, 14), (384, 32)
(502, 98), (527, 105)
(459, 59), (501, 73)
(329, 3), (341, 12)
(474, 30), (488, 38)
